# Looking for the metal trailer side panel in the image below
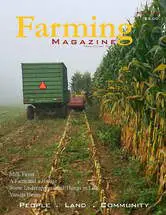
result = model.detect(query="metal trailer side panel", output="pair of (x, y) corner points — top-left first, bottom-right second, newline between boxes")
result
(22, 63), (68, 104)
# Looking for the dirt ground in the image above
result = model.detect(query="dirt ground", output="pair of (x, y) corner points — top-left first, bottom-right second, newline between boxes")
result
(0, 117), (66, 215)
(0, 108), (165, 215)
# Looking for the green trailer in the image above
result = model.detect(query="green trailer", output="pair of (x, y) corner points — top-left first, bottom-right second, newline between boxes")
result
(21, 63), (69, 120)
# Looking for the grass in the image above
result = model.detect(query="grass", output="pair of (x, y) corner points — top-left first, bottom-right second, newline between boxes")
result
(0, 117), (66, 214)
(98, 124), (165, 214)
(57, 112), (99, 214)
(0, 106), (26, 138)
(86, 106), (166, 215)
(60, 130), (90, 167)
(61, 117), (90, 167)
(96, 122), (121, 149)
(0, 106), (25, 121)
(112, 156), (166, 215)
(23, 141), (58, 158)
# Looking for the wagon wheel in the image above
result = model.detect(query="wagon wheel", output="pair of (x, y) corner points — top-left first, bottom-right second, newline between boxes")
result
(27, 106), (34, 120)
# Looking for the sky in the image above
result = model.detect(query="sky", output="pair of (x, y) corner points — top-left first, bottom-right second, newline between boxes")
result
(0, 0), (152, 105)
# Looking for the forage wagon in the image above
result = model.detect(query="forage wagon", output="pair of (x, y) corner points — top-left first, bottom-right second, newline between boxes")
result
(21, 63), (69, 120)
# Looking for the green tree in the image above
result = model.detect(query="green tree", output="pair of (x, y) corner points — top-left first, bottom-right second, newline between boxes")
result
(71, 71), (83, 93)
(82, 72), (92, 93)
(71, 71), (92, 93)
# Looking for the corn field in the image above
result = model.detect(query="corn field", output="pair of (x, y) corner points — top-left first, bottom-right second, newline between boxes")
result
(93, 0), (166, 196)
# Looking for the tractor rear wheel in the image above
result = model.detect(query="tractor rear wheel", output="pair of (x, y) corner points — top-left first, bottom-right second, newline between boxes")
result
(27, 106), (34, 120)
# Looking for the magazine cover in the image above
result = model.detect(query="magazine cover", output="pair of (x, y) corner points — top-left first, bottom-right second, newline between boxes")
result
(0, 0), (166, 214)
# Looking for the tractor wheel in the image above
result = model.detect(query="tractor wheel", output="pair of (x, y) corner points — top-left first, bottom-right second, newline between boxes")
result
(27, 106), (34, 120)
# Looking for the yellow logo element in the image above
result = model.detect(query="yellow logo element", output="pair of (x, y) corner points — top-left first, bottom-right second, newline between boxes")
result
(16, 16), (133, 46)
